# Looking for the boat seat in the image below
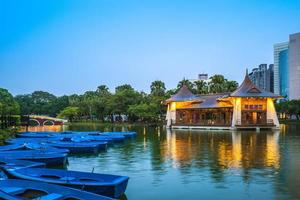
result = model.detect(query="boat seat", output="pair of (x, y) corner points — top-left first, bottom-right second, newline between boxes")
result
(34, 193), (63, 200)
(1, 187), (25, 195)
(60, 177), (76, 181)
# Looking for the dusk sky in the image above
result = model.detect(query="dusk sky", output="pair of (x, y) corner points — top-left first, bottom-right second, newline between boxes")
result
(1, 0), (300, 96)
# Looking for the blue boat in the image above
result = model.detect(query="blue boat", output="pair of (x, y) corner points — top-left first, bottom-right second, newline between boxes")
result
(0, 158), (45, 170)
(0, 190), (22, 200)
(6, 137), (57, 145)
(0, 179), (114, 200)
(0, 150), (68, 166)
(5, 168), (129, 198)
(84, 133), (125, 143)
(47, 141), (107, 154)
(0, 143), (27, 151)
(17, 132), (53, 138)
(103, 132), (137, 138)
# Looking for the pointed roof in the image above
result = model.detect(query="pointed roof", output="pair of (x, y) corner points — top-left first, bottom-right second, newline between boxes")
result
(165, 85), (200, 103)
(230, 72), (281, 98)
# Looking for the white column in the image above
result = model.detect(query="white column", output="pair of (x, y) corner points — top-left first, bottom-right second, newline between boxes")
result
(231, 98), (241, 128)
(267, 98), (280, 128)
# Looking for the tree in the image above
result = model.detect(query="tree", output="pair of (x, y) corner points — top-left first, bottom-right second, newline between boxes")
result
(0, 88), (20, 128)
(209, 75), (226, 93)
(225, 80), (238, 92)
(194, 80), (209, 94)
(128, 103), (158, 122)
(150, 80), (166, 96)
(58, 106), (80, 122)
(94, 85), (112, 121)
(177, 78), (194, 92)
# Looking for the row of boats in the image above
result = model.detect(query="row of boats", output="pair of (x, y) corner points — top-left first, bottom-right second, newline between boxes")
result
(0, 131), (137, 199)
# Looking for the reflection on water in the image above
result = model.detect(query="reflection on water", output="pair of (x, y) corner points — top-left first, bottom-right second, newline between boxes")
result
(22, 123), (300, 200)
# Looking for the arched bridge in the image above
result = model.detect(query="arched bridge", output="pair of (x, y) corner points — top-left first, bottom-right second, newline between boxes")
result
(27, 115), (68, 126)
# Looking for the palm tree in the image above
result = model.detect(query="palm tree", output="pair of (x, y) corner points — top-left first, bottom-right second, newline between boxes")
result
(209, 75), (226, 93)
(194, 80), (209, 94)
(225, 81), (238, 92)
(150, 80), (166, 96)
(177, 78), (194, 92)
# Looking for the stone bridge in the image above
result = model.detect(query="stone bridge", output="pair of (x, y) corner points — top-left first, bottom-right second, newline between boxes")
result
(27, 115), (68, 126)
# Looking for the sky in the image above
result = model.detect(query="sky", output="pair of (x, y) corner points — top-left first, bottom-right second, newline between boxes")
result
(1, 0), (300, 96)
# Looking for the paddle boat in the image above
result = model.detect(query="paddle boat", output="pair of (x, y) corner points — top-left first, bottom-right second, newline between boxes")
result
(0, 143), (27, 151)
(16, 132), (53, 138)
(102, 132), (137, 138)
(0, 190), (22, 200)
(0, 179), (115, 200)
(46, 141), (107, 154)
(0, 150), (68, 166)
(84, 133), (126, 143)
(0, 158), (45, 170)
(5, 168), (129, 198)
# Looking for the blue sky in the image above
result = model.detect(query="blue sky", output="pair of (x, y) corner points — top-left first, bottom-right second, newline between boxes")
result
(1, 0), (300, 96)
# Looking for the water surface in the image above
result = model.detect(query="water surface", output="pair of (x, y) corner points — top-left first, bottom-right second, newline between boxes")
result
(29, 123), (300, 200)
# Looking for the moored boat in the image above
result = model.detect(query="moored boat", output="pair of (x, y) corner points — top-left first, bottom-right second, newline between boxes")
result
(0, 158), (45, 170)
(5, 168), (129, 198)
(47, 141), (107, 154)
(0, 179), (115, 200)
(0, 150), (68, 166)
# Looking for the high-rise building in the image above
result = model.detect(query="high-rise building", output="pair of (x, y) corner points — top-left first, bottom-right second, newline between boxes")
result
(274, 42), (289, 96)
(266, 64), (274, 93)
(248, 64), (274, 92)
(288, 33), (300, 100)
(273, 32), (300, 100)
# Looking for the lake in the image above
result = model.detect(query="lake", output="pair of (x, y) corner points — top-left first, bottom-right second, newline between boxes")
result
(27, 123), (300, 200)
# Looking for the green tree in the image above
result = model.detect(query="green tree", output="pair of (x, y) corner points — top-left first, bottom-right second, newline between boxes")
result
(225, 80), (238, 92)
(128, 103), (158, 122)
(209, 75), (226, 93)
(150, 80), (166, 96)
(194, 80), (209, 94)
(0, 88), (20, 128)
(58, 106), (80, 122)
(177, 78), (194, 92)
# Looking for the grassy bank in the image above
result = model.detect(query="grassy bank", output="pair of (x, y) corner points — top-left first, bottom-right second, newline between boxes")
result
(0, 128), (17, 145)
(66, 121), (163, 127)
(279, 119), (300, 124)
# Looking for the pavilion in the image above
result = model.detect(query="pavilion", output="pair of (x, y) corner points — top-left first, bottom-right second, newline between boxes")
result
(164, 72), (281, 130)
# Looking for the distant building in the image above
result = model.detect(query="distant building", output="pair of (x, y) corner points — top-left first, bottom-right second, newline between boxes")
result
(266, 64), (274, 93)
(198, 73), (208, 81)
(274, 42), (289, 98)
(273, 32), (300, 100)
(288, 33), (300, 100)
(248, 64), (274, 92)
(189, 73), (209, 83)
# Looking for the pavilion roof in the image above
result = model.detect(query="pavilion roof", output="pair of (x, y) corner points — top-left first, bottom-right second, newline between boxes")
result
(164, 85), (200, 103)
(230, 72), (281, 98)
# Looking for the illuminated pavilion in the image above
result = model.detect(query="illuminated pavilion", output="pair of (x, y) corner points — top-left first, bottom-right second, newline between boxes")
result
(164, 72), (281, 130)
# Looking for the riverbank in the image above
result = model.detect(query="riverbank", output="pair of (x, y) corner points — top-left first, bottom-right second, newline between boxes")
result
(0, 128), (17, 145)
(66, 121), (163, 127)
(279, 119), (300, 124)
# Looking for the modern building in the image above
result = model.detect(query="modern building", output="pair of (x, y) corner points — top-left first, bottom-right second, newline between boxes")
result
(266, 64), (274, 93)
(248, 64), (274, 93)
(288, 33), (300, 100)
(189, 73), (209, 83)
(274, 42), (289, 96)
(164, 71), (281, 130)
(273, 32), (300, 100)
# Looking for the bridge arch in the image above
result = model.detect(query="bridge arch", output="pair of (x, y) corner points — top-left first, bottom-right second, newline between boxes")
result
(29, 119), (40, 126)
(43, 120), (55, 126)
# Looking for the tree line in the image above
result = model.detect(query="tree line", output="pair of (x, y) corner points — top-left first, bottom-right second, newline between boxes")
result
(1, 75), (239, 125)
(276, 100), (300, 120)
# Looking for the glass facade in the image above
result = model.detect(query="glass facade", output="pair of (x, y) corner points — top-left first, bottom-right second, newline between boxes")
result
(279, 49), (289, 99)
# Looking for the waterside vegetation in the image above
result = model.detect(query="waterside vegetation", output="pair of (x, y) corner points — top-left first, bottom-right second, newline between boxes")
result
(8, 75), (238, 124)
